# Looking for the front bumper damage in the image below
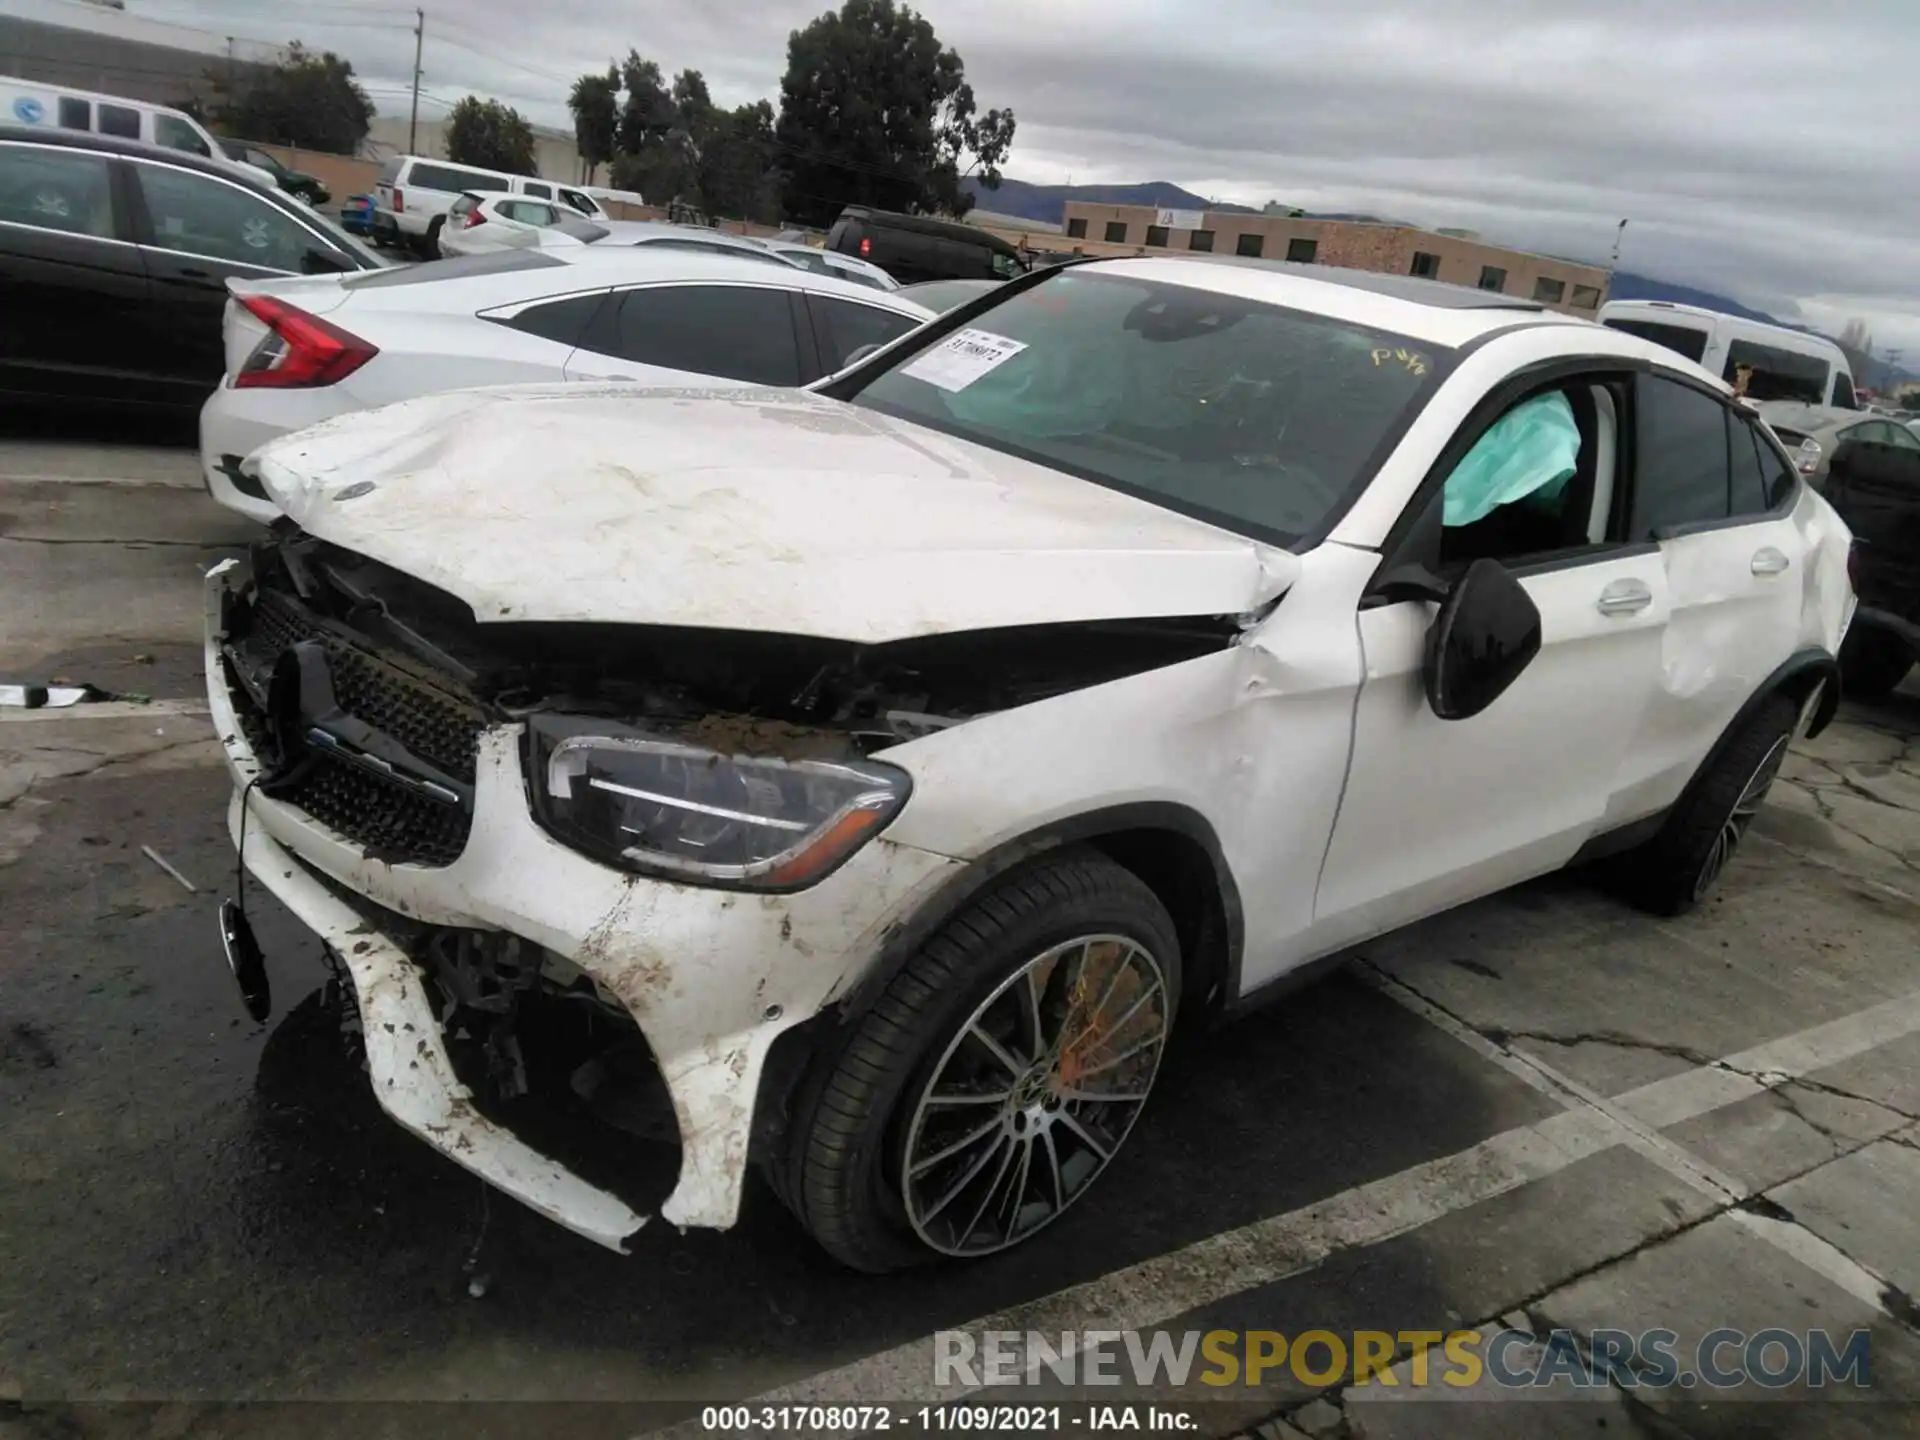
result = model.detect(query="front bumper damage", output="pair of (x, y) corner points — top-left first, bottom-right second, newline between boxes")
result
(203, 558), (963, 1251)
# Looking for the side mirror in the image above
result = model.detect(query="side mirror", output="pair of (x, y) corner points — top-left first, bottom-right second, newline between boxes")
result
(300, 247), (349, 276)
(1423, 558), (1542, 720)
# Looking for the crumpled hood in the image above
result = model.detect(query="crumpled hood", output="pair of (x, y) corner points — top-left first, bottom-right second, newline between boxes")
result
(249, 385), (1299, 644)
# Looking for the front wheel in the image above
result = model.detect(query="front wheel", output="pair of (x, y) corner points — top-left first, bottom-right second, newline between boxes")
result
(782, 849), (1180, 1272)
(1611, 691), (1798, 916)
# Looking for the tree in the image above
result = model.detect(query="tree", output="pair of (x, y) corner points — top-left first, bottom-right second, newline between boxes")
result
(773, 0), (1015, 227)
(568, 67), (619, 182)
(445, 97), (537, 175)
(696, 100), (780, 223)
(207, 41), (373, 154)
(617, 52), (674, 156)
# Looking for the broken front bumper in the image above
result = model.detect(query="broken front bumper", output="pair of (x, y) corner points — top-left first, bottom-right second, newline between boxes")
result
(203, 559), (962, 1251)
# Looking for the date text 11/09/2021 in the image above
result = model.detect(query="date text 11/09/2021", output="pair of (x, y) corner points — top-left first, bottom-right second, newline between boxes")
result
(700, 1406), (1197, 1433)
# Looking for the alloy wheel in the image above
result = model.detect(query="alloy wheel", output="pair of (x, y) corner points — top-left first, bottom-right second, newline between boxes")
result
(1693, 733), (1790, 901)
(899, 933), (1170, 1257)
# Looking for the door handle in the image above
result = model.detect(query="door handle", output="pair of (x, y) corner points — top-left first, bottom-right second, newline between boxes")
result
(176, 267), (211, 280)
(1751, 547), (1790, 576)
(1596, 578), (1653, 616)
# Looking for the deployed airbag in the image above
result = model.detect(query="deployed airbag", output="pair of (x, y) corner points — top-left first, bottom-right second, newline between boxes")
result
(1443, 391), (1580, 527)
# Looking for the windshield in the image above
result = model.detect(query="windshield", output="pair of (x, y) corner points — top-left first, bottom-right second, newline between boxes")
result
(848, 270), (1448, 545)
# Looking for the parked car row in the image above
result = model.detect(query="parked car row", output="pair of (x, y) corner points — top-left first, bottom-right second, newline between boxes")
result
(200, 247), (934, 521)
(0, 125), (384, 411)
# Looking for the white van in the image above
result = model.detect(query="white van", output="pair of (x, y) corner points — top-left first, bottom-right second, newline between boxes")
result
(373, 154), (601, 253)
(1, 76), (275, 187)
(1598, 299), (1857, 410)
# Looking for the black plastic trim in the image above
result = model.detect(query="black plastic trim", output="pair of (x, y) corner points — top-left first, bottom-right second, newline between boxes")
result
(841, 801), (1247, 1029)
(1568, 808), (1670, 866)
(1681, 650), (1842, 816)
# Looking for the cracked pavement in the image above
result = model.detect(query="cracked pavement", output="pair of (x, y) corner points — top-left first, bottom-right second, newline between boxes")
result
(4, 428), (1919, 1439)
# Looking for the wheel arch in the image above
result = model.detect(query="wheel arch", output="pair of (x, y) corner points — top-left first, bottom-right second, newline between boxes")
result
(1680, 648), (1837, 816)
(841, 803), (1244, 1040)
(750, 805), (1243, 1189)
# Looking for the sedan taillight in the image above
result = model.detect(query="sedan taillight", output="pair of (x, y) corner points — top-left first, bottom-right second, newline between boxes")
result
(233, 295), (377, 389)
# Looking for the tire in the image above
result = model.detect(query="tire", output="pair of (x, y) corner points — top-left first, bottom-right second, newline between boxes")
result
(421, 217), (444, 260)
(1840, 628), (1913, 701)
(1612, 691), (1798, 916)
(781, 847), (1181, 1272)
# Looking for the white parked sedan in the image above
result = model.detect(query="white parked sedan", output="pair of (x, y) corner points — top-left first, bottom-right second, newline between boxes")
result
(200, 247), (935, 522)
(205, 257), (1854, 1272)
(436, 190), (603, 257)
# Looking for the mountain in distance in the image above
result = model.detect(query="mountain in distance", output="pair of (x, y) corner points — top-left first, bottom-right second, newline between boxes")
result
(962, 177), (1258, 223)
(961, 182), (1911, 386)
(1604, 272), (1782, 325)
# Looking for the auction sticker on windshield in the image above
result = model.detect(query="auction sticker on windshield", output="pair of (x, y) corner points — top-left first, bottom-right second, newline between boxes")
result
(901, 329), (1029, 392)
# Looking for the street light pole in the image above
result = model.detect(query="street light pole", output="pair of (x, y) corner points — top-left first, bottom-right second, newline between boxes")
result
(408, 9), (424, 155)
(1609, 218), (1628, 270)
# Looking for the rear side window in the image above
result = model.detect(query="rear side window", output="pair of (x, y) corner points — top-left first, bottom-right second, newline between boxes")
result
(1723, 339), (1827, 404)
(1631, 375), (1731, 537)
(1603, 318), (1709, 363)
(0, 145), (116, 237)
(98, 104), (140, 140)
(1727, 411), (1771, 517)
(810, 297), (920, 372)
(408, 163), (503, 193)
(1753, 426), (1798, 508)
(1829, 371), (1857, 409)
(57, 97), (89, 129)
(499, 291), (606, 348)
(521, 181), (551, 199)
(597, 284), (802, 385)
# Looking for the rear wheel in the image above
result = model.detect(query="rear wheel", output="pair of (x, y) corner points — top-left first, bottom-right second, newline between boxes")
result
(1840, 628), (1913, 701)
(421, 216), (445, 259)
(1611, 692), (1798, 916)
(782, 849), (1180, 1272)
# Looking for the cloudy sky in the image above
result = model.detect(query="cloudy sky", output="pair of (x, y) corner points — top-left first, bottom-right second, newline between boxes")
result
(125, 0), (1920, 357)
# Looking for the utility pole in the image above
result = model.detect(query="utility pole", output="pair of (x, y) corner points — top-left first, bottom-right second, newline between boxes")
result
(408, 8), (424, 154)
(1609, 218), (1628, 270)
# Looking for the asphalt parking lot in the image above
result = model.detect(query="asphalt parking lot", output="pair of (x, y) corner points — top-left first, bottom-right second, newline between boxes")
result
(3, 413), (1918, 1440)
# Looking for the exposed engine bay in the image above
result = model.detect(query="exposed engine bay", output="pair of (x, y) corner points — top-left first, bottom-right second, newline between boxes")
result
(225, 525), (1244, 761)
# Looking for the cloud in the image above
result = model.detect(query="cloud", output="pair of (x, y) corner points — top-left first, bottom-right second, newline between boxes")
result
(134, 0), (1920, 353)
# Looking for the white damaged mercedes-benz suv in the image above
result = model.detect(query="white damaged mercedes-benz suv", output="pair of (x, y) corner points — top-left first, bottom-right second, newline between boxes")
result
(204, 256), (1854, 1271)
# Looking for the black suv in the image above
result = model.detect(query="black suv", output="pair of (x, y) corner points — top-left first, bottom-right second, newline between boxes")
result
(1826, 431), (1920, 697)
(827, 206), (1029, 284)
(0, 125), (381, 410)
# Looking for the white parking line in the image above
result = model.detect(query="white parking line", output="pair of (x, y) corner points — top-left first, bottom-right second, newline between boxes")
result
(0, 473), (202, 489)
(737, 982), (1920, 1407)
(0, 699), (210, 725)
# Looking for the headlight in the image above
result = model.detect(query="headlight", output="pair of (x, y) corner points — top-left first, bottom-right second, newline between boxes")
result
(526, 716), (910, 890)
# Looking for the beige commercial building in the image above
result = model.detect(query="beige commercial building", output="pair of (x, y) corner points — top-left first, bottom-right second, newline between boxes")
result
(1051, 202), (1610, 315)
